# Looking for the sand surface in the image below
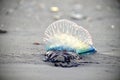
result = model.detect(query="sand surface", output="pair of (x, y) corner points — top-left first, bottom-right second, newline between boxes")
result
(0, 0), (120, 80)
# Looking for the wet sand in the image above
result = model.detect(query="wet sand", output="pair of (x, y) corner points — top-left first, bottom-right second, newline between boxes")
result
(0, 0), (120, 80)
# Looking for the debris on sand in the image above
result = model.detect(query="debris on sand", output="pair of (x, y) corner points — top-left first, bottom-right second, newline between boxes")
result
(50, 6), (59, 12)
(0, 29), (7, 34)
(111, 25), (115, 29)
(33, 42), (40, 45)
(70, 12), (86, 20)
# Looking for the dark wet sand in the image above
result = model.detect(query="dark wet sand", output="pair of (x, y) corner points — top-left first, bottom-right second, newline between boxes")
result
(0, 0), (120, 80)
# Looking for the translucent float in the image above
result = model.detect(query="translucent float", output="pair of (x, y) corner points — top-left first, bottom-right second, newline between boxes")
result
(43, 19), (96, 54)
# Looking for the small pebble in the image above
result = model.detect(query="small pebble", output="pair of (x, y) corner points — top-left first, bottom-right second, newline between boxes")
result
(0, 29), (7, 33)
(70, 13), (86, 20)
(111, 25), (115, 29)
(50, 7), (59, 12)
(33, 42), (40, 45)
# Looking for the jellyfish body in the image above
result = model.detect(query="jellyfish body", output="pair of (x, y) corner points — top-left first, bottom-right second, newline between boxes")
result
(44, 19), (96, 55)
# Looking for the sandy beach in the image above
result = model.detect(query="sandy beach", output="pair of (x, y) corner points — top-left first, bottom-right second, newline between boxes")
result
(0, 0), (120, 80)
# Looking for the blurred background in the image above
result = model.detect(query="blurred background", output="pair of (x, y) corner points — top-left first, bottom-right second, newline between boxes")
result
(0, 0), (120, 80)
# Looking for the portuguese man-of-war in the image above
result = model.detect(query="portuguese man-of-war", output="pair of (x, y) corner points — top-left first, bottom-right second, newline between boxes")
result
(43, 19), (96, 67)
